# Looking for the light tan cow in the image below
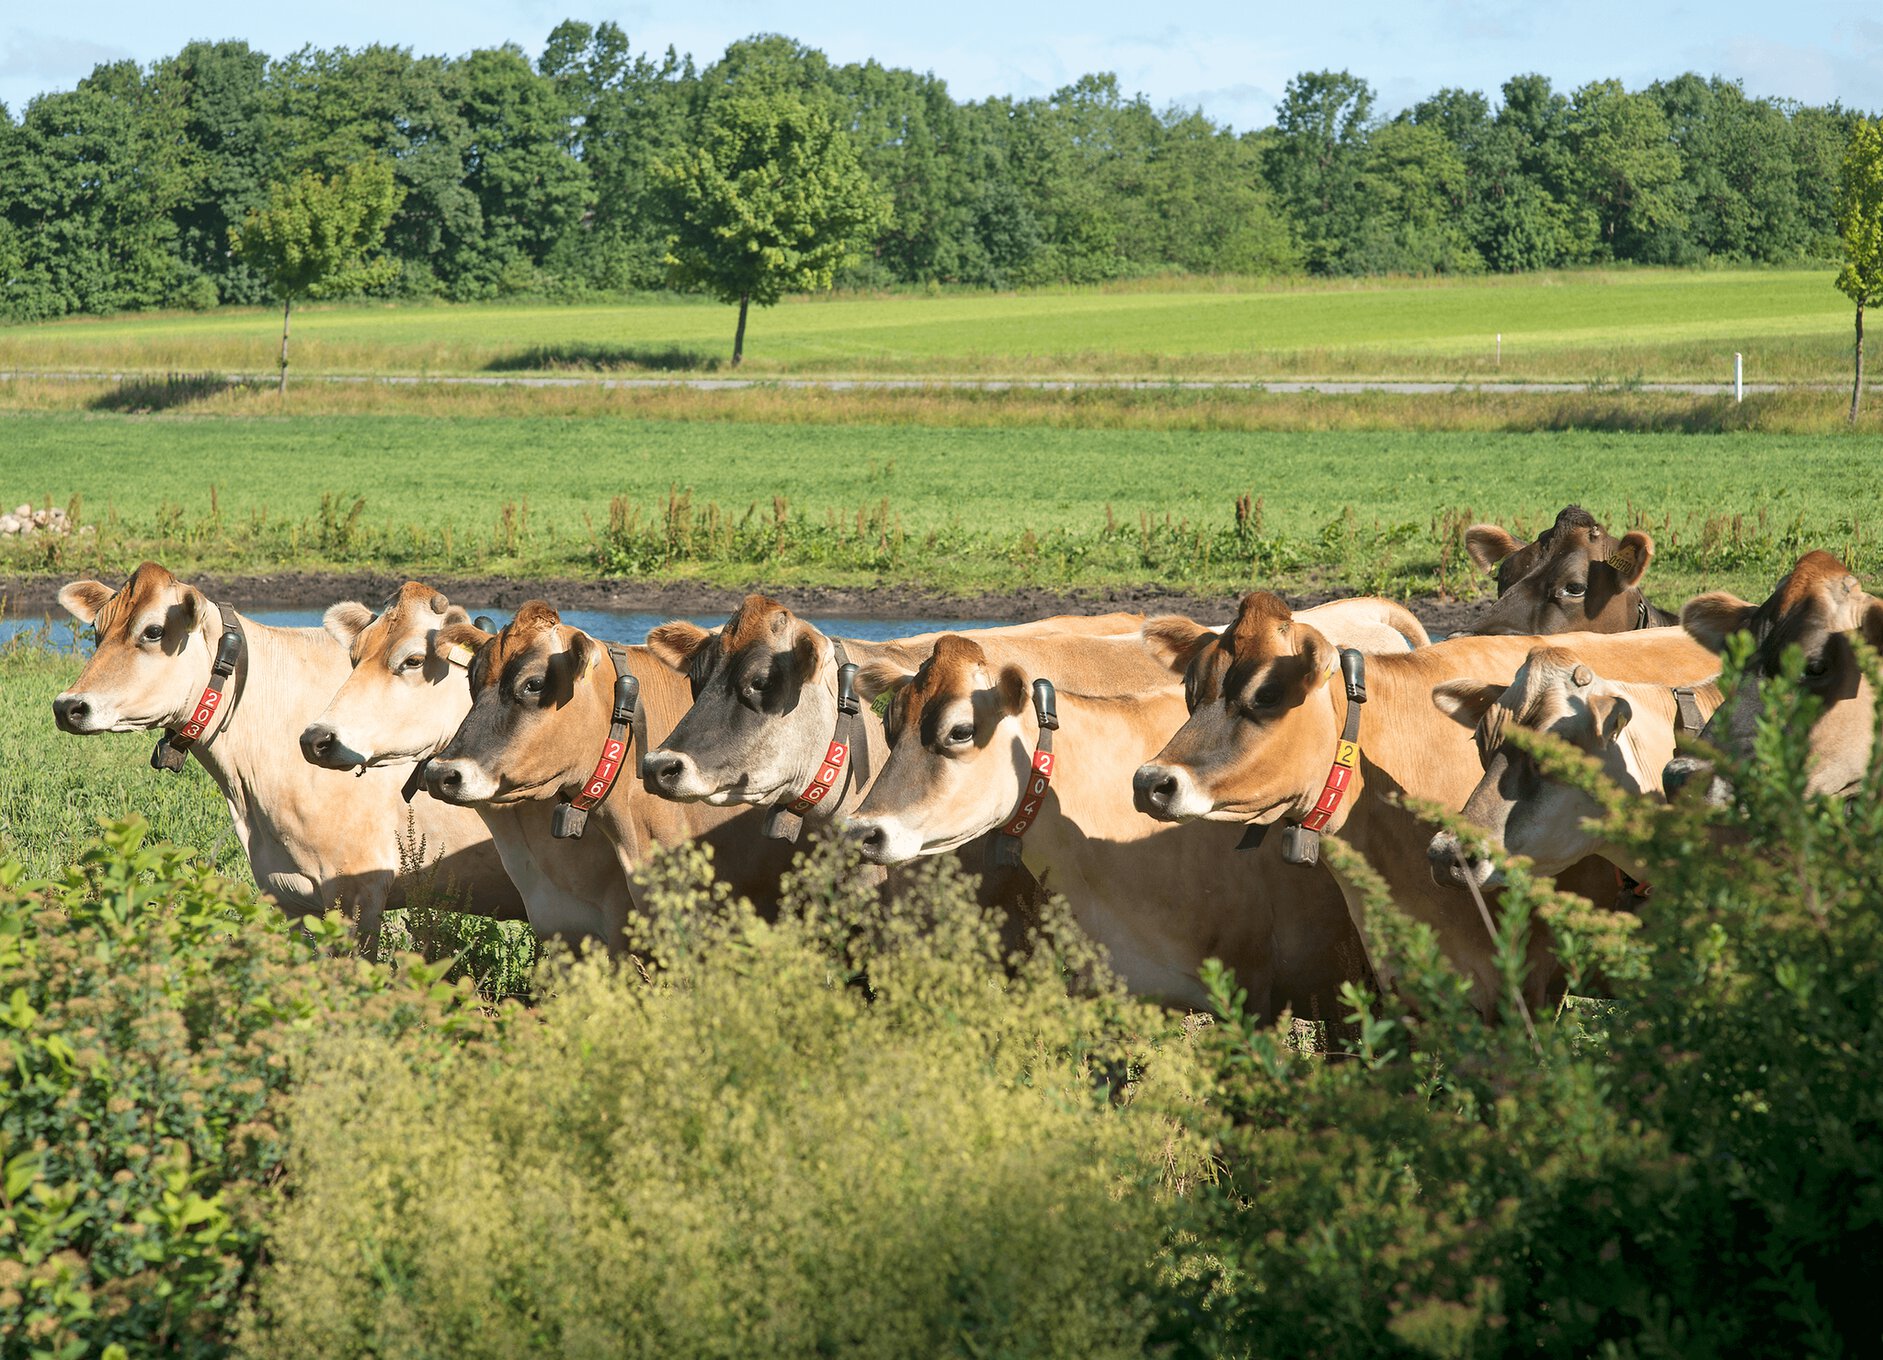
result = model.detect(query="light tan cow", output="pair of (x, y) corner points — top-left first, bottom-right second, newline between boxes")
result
(299, 582), (624, 943)
(844, 634), (1370, 1013)
(52, 562), (519, 939)
(420, 602), (797, 952)
(1130, 592), (1721, 1013)
(1673, 550), (1883, 803)
(1424, 646), (1722, 884)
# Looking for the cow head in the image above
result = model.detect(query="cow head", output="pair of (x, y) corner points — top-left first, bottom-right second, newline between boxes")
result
(53, 562), (227, 736)
(1424, 647), (1653, 886)
(640, 595), (860, 808)
(845, 636), (1036, 863)
(299, 582), (475, 770)
(1131, 593), (1345, 828)
(423, 602), (610, 807)
(1466, 506), (1659, 636)
(1672, 550), (1882, 803)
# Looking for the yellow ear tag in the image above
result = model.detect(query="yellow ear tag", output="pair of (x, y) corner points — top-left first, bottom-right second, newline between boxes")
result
(871, 690), (893, 719)
(1605, 550), (1635, 572)
(445, 644), (475, 668)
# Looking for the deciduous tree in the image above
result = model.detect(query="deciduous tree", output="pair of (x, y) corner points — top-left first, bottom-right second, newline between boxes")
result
(654, 87), (889, 364)
(229, 157), (403, 392)
(1835, 120), (1883, 421)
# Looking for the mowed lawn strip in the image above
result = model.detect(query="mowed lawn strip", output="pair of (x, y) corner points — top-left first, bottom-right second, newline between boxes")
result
(0, 268), (1853, 381)
(2, 413), (1871, 600)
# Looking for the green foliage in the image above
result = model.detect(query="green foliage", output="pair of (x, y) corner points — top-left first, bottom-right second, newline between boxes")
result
(0, 819), (504, 1360)
(229, 158), (404, 305)
(241, 842), (1207, 1359)
(654, 82), (890, 353)
(1835, 119), (1883, 309)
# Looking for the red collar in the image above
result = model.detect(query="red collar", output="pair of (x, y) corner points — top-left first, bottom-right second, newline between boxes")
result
(988, 679), (1058, 869)
(151, 606), (244, 773)
(551, 643), (644, 839)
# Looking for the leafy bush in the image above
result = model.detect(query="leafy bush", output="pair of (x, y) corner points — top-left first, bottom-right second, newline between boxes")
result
(241, 844), (1211, 1360)
(0, 821), (503, 1360)
(1176, 641), (1883, 1356)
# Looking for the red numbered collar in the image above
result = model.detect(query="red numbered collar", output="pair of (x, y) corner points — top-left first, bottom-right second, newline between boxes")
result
(764, 639), (861, 842)
(151, 605), (244, 774)
(988, 679), (1059, 870)
(1238, 648), (1366, 868)
(552, 642), (645, 840)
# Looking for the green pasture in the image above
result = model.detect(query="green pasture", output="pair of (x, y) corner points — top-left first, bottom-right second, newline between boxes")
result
(0, 268), (1854, 381)
(1, 412), (1873, 602)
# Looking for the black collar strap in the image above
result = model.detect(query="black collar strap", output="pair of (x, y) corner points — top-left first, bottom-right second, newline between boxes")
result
(152, 605), (245, 773)
(1238, 647), (1366, 867)
(764, 638), (862, 843)
(988, 679), (1058, 871)
(552, 643), (644, 839)
(1634, 596), (1651, 631)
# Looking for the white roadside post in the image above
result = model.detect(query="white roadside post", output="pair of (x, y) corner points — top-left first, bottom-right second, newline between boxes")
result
(1496, 333), (1502, 368)
(1734, 352), (1743, 403)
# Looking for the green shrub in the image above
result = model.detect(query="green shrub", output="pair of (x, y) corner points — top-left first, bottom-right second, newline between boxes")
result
(241, 844), (1211, 1360)
(0, 820), (504, 1360)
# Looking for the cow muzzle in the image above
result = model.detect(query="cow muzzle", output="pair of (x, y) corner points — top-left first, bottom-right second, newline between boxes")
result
(848, 816), (921, 866)
(1427, 830), (1497, 889)
(1132, 763), (1211, 821)
(423, 757), (496, 805)
(298, 722), (365, 771)
(1663, 755), (1732, 807)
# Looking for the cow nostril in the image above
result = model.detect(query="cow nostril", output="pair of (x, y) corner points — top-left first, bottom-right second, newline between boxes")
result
(53, 696), (90, 729)
(1150, 774), (1177, 807)
(428, 765), (461, 793)
(857, 825), (887, 855)
(643, 752), (682, 787)
(300, 726), (336, 761)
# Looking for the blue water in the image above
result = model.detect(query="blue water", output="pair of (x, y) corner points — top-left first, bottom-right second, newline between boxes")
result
(2, 607), (1005, 651)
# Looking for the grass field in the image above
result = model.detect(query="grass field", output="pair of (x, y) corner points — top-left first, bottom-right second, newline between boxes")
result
(2, 411), (1871, 602)
(0, 268), (1857, 383)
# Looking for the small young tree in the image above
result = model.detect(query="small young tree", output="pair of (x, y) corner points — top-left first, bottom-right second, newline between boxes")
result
(655, 90), (889, 365)
(1835, 119), (1883, 422)
(230, 158), (404, 393)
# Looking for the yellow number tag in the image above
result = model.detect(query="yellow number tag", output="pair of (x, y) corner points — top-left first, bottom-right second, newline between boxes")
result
(1335, 740), (1358, 768)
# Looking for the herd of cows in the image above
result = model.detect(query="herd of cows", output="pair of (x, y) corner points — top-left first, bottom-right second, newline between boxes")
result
(47, 505), (1882, 1019)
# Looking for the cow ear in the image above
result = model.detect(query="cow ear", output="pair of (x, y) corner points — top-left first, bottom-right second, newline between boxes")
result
(441, 605), (470, 627)
(1860, 598), (1883, 655)
(433, 621), (490, 666)
(1586, 692), (1633, 745)
(1604, 531), (1654, 589)
(645, 621), (712, 672)
(1431, 679), (1505, 728)
(1141, 616), (1216, 674)
(174, 586), (206, 633)
(1295, 623), (1337, 694)
(58, 580), (113, 624)
(1681, 592), (1756, 653)
(1465, 524), (1522, 573)
(565, 630), (596, 679)
(790, 630), (821, 687)
(996, 664), (1029, 716)
(323, 601), (375, 646)
(856, 660), (913, 702)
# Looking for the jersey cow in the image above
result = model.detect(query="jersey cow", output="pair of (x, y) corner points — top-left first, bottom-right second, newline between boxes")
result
(1465, 505), (1675, 636)
(52, 563), (517, 940)
(1672, 550), (1883, 804)
(1130, 592), (1720, 1013)
(843, 634), (1370, 1013)
(299, 582), (621, 943)
(1424, 646), (1721, 885)
(421, 602), (797, 951)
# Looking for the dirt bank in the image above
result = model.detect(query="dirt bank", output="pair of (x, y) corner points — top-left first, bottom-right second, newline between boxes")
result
(2, 571), (1494, 635)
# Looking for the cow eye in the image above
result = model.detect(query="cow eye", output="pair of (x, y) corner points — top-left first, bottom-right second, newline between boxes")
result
(1250, 682), (1284, 709)
(1804, 654), (1829, 678)
(947, 722), (974, 745)
(521, 675), (545, 697)
(140, 623), (165, 643)
(401, 654), (426, 670)
(1561, 581), (1587, 597)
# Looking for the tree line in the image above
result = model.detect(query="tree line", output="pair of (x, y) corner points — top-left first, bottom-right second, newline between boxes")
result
(0, 24), (1872, 323)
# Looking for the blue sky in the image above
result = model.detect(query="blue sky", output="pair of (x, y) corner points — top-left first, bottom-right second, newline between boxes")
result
(3, 2), (1877, 128)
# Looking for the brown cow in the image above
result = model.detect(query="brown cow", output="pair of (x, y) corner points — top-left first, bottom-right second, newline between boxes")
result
(1130, 592), (1720, 1013)
(299, 584), (623, 943)
(52, 563), (518, 939)
(844, 634), (1369, 1013)
(421, 602), (797, 951)
(1464, 505), (1675, 635)
(1424, 647), (1722, 885)
(1673, 550), (1883, 803)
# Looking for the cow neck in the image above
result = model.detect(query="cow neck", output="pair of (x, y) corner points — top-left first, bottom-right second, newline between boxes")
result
(151, 604), (245, 773)
(167, 617), (352, 821)
(1237, 649), (1366, 868)
(763, 637), (863, 842)
(987, 678), (1058, 870)
(551, 640), (646, 841)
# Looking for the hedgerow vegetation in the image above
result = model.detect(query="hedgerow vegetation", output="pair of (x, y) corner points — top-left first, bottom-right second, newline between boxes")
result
(5, 646), (1880, 1356)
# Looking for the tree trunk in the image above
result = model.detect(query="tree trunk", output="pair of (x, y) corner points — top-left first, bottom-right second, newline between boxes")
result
(732, 293), (749, 368)
(1852, 302), (1866, 424)
(278, 297), (292, 397)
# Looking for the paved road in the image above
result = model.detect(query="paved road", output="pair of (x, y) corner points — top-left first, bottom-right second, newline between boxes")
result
(2, 368), (1832, 396)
